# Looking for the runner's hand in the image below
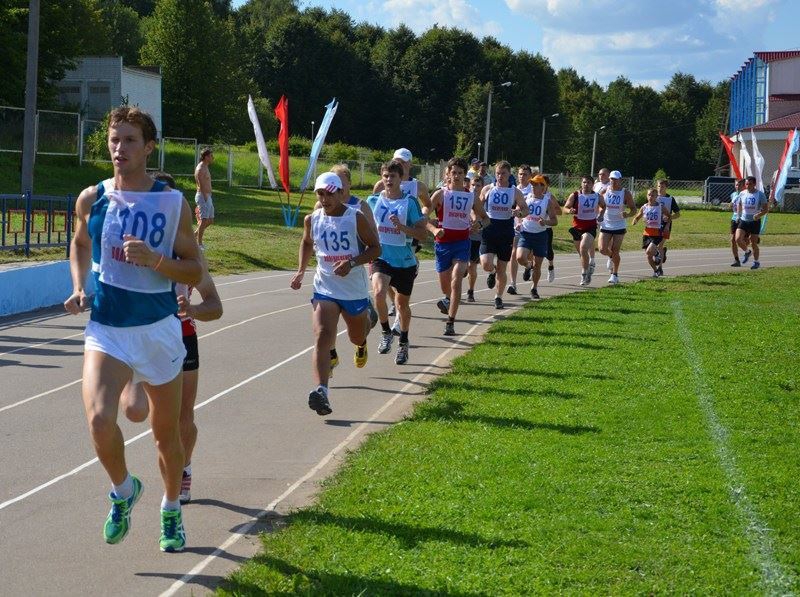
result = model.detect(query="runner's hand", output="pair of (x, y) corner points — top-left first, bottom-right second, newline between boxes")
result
(64, 290), (90, 314)
(290, 271), (304, 289)
(333, 260), (351, 277)
(177, 295), (194, 319)
(122, 234), (157, 267)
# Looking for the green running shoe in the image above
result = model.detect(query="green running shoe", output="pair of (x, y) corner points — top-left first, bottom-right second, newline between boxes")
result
(103, 475), (143, 544)
(159, 508), (186, 552)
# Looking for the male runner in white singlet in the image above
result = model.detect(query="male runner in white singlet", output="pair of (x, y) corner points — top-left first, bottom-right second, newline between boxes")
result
(597, 170), (636, 285)
(478, 160), (528, 309)
(516, 175), (559, 299)
(64, 107), (202, 552)
(563, 175), (600, 286)
(291, 173), (381, 414)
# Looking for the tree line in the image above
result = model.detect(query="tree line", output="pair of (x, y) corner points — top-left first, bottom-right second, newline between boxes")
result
(1, 0), (728, 179)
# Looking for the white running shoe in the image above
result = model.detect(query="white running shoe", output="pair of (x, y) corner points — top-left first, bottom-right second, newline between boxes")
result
(588, 260), (596, 275)
(391, 315), (401, 337)
(547, 268), (555, 283)
(606, 257), (612, 272)
(652, 271), (659, 278)
(608, 274), (619, 285)
(579, 273), (587, 286)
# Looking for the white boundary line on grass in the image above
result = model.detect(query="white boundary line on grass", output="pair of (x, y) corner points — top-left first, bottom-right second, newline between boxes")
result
(671, 300), (795, 594)
(158, 310), (502, 597)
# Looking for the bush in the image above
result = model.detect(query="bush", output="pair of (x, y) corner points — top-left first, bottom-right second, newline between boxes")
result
(653, 168), (668, 184)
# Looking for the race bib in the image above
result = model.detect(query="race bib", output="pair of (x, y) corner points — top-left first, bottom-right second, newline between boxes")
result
(375, 195), (410, 246)
(441, 190), (473, 231)
(96, 189), (182, 293)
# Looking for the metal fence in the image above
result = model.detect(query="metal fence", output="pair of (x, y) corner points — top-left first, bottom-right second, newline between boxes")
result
(0, 192), (74, 256)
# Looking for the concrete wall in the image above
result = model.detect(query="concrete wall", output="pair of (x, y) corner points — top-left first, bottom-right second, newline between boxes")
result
(768, 57), (800, 96)
(121, 67), (163, 136)
(0, 261), (95, 317)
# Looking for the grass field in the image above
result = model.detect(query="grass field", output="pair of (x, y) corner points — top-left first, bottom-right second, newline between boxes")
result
(2, 154), (800, 272)
(219, 267), (800, 595)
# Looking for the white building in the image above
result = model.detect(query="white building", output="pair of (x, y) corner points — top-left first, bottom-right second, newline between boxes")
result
(55, 56), (163, 136)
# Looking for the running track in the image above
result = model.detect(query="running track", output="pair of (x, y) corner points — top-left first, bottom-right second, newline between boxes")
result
(0, 247), (798, 595)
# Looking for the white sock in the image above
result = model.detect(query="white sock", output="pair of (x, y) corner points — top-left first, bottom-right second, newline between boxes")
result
(112, 474), (134, 500)
(161, 495), (181, 511)
(317, 384), (328, 395)
(183, 463), (192, 476)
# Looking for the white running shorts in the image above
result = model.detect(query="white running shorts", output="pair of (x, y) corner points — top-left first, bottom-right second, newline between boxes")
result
(85, 315), (186, 385)
(195, 192), (215, 220)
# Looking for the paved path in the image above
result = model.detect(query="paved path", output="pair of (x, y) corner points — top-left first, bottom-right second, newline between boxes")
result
(0, 247), (798, 595)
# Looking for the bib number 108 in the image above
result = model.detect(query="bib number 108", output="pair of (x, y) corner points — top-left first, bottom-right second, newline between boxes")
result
(118, 208), (167, 248)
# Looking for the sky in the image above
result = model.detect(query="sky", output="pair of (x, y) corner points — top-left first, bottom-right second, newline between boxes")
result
(233, 0), (800, 89)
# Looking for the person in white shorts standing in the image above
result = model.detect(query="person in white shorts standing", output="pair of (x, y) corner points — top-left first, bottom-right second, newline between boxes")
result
(194, 147), (214, 248)
(64, 107), (202, 552)
(597, 170), (636, 284)
(290, 173), (381, 415)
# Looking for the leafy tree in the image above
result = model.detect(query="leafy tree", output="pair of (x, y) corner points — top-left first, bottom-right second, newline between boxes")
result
(0, 0), (110, 107)
(140, 0), (253, 141)
(99, 2), (143, 65)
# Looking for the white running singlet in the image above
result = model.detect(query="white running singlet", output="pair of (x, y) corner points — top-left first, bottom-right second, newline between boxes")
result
(485, 185), (515, 220)
(602, 188), (627, 230)
(441, 190), (474, 231)
(522, 195), (549, 233)
(576, 193), (600, 221)
(311, 206), (368, 300)
(643, 205), (661, 229)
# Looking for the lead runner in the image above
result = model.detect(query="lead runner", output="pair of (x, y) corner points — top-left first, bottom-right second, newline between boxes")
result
(64, 107), (202, 552)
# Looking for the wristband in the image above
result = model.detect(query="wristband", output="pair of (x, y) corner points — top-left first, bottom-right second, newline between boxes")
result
(153, 254), (165, 271)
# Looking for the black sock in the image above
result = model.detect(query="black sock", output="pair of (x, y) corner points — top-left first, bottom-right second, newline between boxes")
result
(330, 348), (338, 359)
(400, 331), (409, 344)
(381, 321), (391, 333)
(448, 316), (455, 323)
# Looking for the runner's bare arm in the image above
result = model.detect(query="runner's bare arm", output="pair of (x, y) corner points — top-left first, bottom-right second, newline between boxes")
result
(471, 197), (490, 231)
(623, 190), (637, 218)
(290, 215), (314, 289)
(358, 200), (377, 233)
(426, 189), (444, 237)
(417, 181), (432, 215)
(354, 211), (381, 264)
(512, 188), (529, 218)
(546, 197), (559, 227)
(632, 206), (644, 225)
(64, 186), (97, 314)
(661, 206), (672, 222)
(372, 180), (384, 194)
(179, 258), (222, 322)
(564, 191), (578, 213)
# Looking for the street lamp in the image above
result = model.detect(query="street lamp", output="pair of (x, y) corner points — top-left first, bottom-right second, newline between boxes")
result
(311, 120), (315, 140)
(483, 81), (512, 163)
(590, 125), (606, 176)
(477, 142), (481, 161)
(539, 112), (559, 174)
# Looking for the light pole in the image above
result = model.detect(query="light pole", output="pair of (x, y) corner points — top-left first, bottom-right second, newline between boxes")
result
(477, 142), (481, 161)
(311, 120), (316, 177)
(539, 112), (559, 175)
(20, 0), (40, 193)
(590, 125), (606, 176)
(483, 81), (512, 163)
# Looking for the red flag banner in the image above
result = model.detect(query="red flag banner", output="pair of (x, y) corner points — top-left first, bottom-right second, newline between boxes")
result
(718, 131), (743, 180)
(274, 95), (290, 195)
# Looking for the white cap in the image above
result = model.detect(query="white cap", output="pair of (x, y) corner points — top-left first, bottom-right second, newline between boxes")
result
(314, 172), (343, 192)
(609, 170), (622, 179)
(393, 148), (412, 162)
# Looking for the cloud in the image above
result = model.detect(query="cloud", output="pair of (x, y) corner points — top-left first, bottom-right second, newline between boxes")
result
(505, 0), (783, 87)
(381, 0), (501, 38)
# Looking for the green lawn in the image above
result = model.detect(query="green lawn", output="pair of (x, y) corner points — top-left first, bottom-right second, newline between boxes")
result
(220, 267), (800, 595)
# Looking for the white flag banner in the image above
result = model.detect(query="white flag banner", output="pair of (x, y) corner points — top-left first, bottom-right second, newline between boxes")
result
(247, 95), (278, 189)
(750, 129), (765, 192)
(739, 134), (753, 178)
(300, 98), (339, 192)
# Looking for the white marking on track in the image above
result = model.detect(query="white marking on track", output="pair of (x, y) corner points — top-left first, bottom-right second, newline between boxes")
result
(671, 300), (795, 594)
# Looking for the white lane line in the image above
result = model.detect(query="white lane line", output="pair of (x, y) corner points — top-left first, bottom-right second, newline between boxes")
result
(0, 331), (84, 359)
(158, 311), (502, 597)
(671, 301), (795, 594)
(0, 379), (82, 414)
